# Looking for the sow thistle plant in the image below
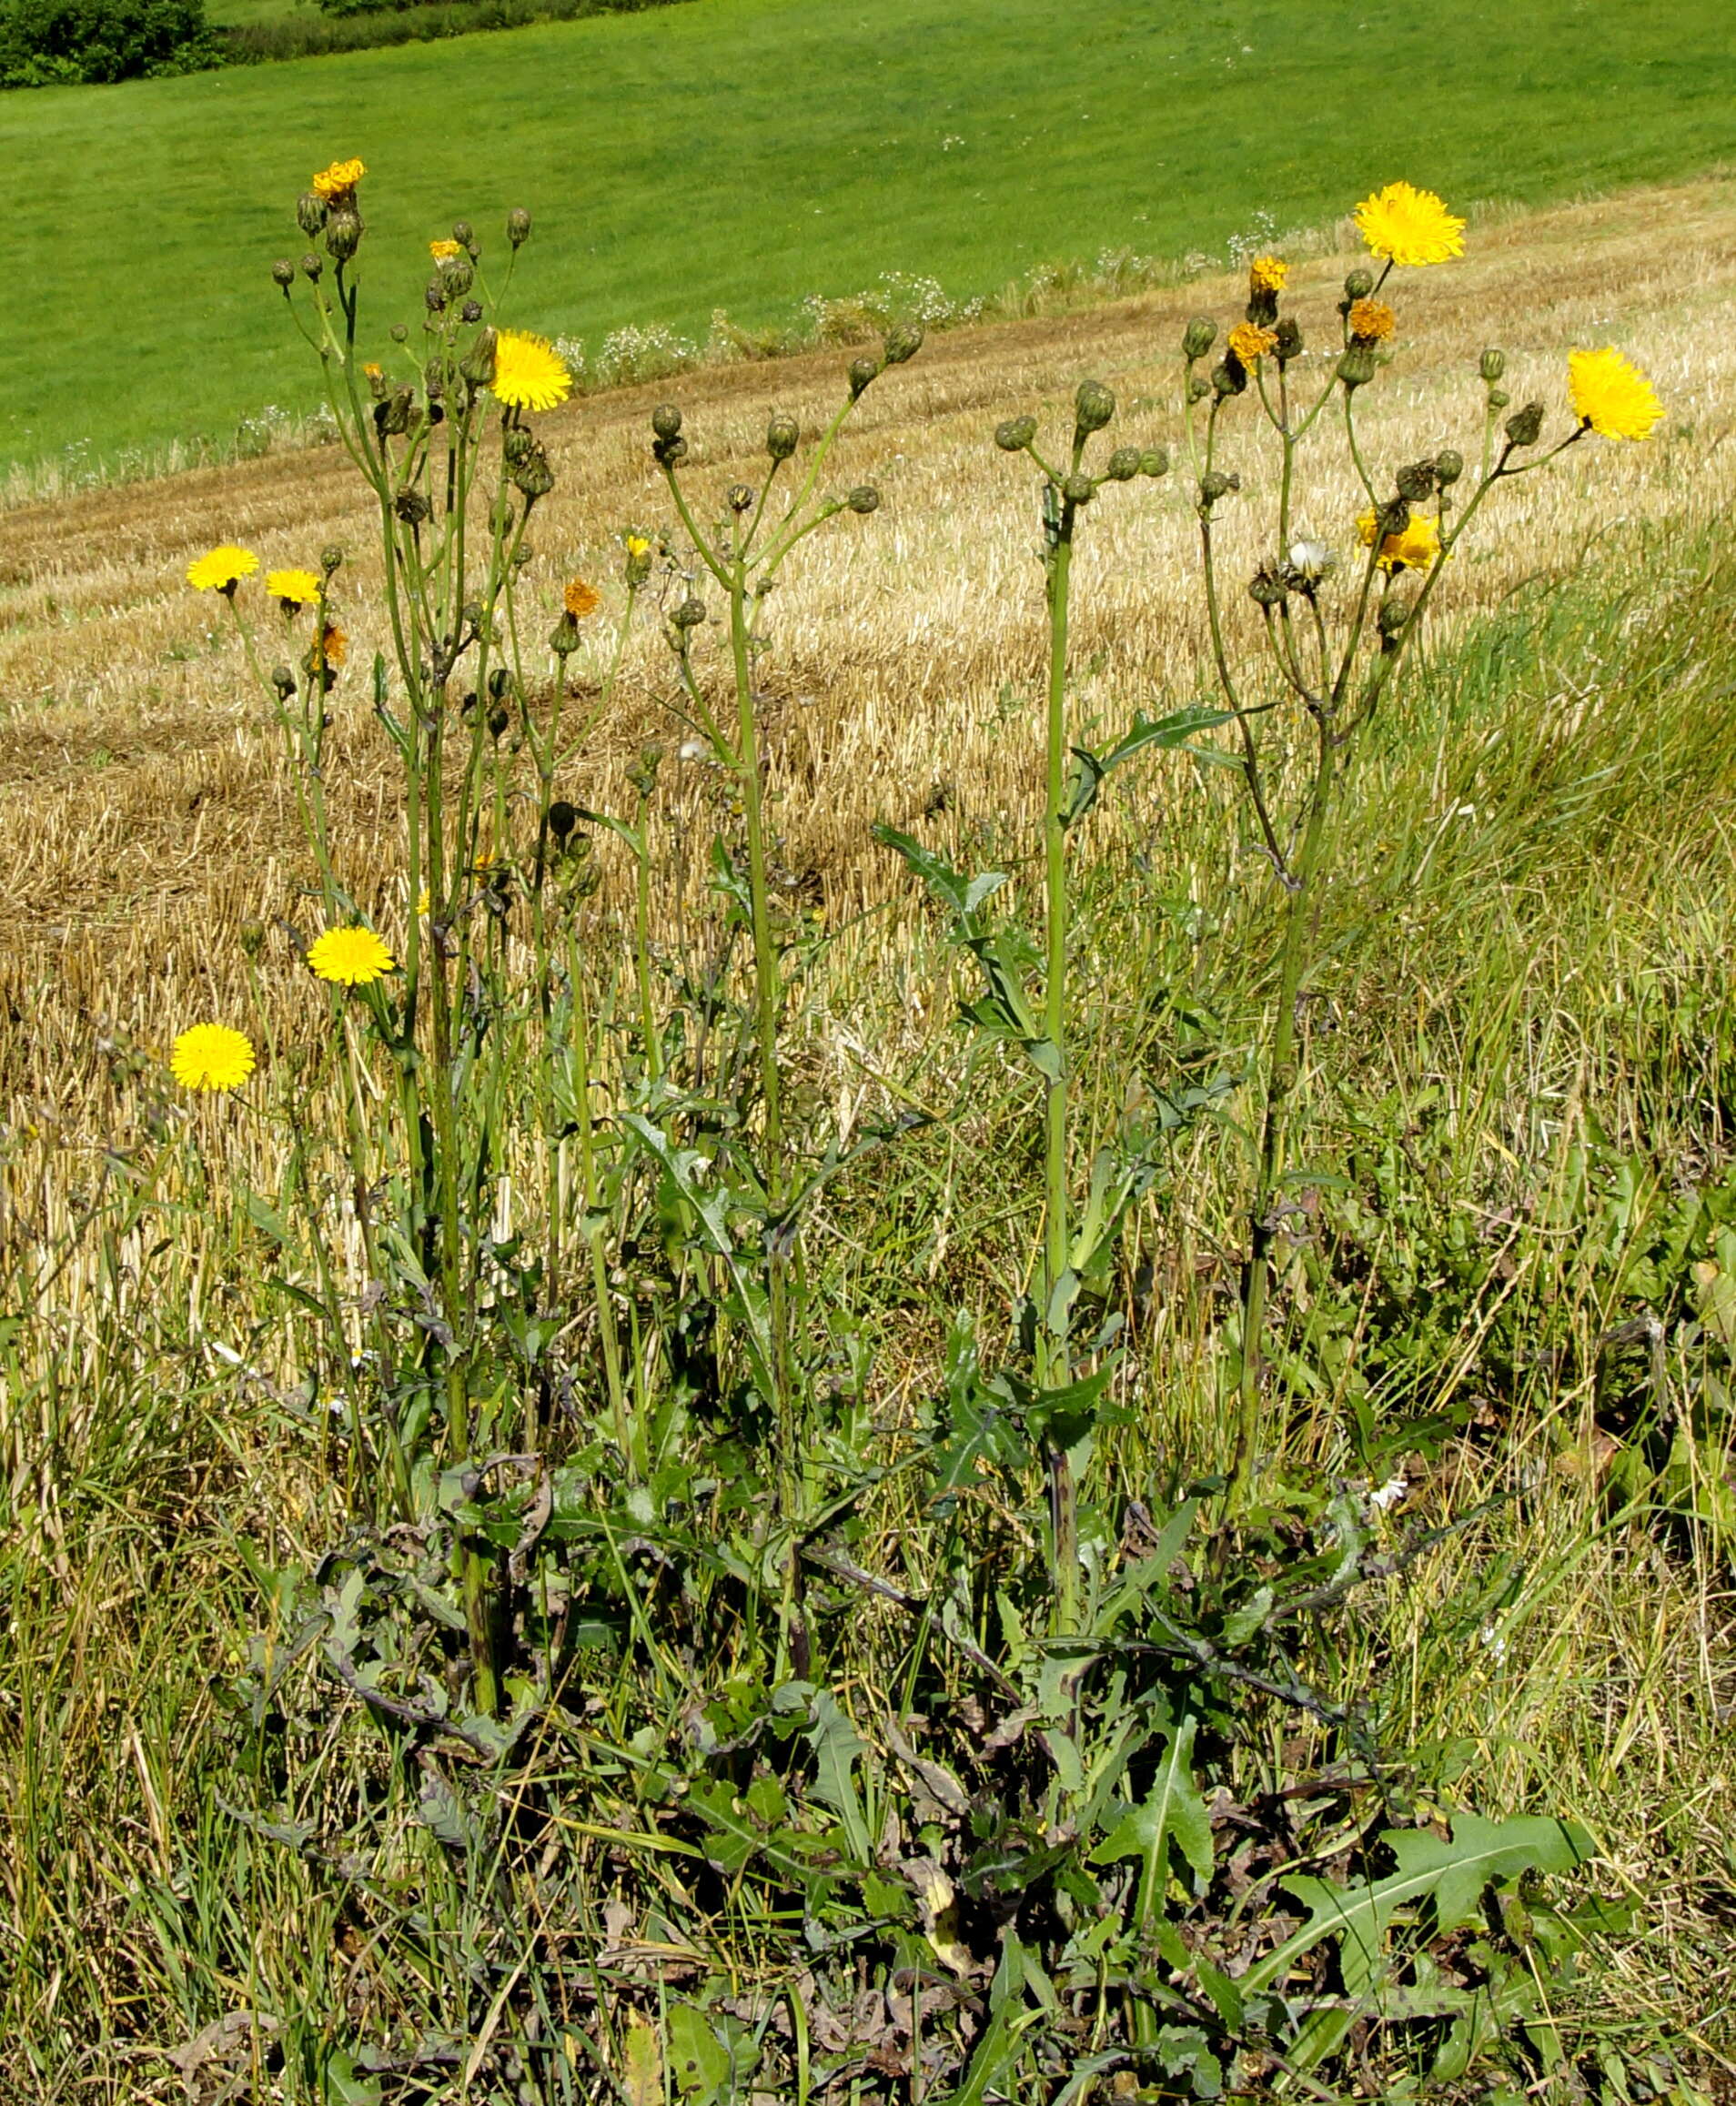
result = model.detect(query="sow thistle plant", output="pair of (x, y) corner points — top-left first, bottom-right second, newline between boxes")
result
(154, 161), (1670, 2101)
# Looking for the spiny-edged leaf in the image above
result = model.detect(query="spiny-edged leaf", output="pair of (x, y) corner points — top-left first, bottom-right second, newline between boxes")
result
(667, 2003), (732, 2103)
(1244, 1813), (1595, 1998)
(1095, 1498), (1197, 1635)
(873, 822), (1005, 927)
(621, 2014), (661, 2106)
(1089, 1714), (1213, 1906)
(1061, 706), (1241, 828)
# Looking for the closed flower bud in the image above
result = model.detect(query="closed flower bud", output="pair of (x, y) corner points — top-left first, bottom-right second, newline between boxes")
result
(320, 545), (344, 574)
(379, 386), (415, 436)
(1139, 446), (1169, 478)
(460, 299), (483, 324)
(766, 411), (799, 461)
(728, 482), (755, 513)
(271, 258), (295, 289)
(325, 213), (363, 263)
(550, 610), (580, 655)
(549, 800), (578, 844)
(389, 323), (409, 343)
(270, 664), (297, 701)
(1061, 471), (1095, 508)
(1075, 379), (1115, 434)
(1275, 317), (1303, 363)
(994, 415), (1037, 452)
(239, 919), (267, 957)
(488, 706), (510, 740)
(1479, 348), (1506, 383)
(510, 440), (555, 499)
(1337, 346), (1378, 392)
(300, 252), (323, 281)
(451, 218), (475, 251)
(1378, 593), (1412, 640)
(1105, 445), (1142, 481)
(502, 427), (534, 465)
(1487, 388), (1510, 410)
(442, 258), (474, 299)
(1245, 287), (1278, 327)
(652, 402), (683, 442)
(425, 281), (448, 315)
(1395, 460), (1438, 503)
(1198, 469), (1236, 505)
(671, 597), (706, 630)
(1505, 400), (1545, 448)
(653, 434), (688, 467)
(296, 191), (328, 237)
(459, 328), (498, 388)
(507, 207), (531, 248)
(1344, 267), (1375, 300)
(847, 485), (881, 514)
(1248, 565), (1287, 607)
(1211, 358), (1246, 399)
(883, 321), (923, 365)
(1377, 497), (1410, 540)
(1182, 316), (1216, 361)
(1186, 373), (1211, 404)
(848, 353), (881, 398)
(1434, 448), (1465, 487)
(394, 488), (432, 526)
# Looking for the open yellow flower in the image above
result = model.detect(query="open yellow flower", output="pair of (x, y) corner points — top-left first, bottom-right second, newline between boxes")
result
(1354, 181), (1465, 268)
(429, 237), (464, 261)
(267, 567), (322, 610)
(308, 926), (396, 986)
(1248, 255), (1287, 295)
(490, 331), (571, 415)
(1568, 347), (1663, 441)
(170, 1023), (256, 1093)
(187, 545), (258, 592)
(1358, 507), (1443, 573)
(1227, 322), (1277, 367)
(564, 578), (601, 618)
(312, 156), (366, 202)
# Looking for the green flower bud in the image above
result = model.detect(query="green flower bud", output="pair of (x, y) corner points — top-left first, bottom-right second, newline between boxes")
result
(549, 800), (578, 844)
(1274, 317), (1303, 363)
(270, 665), (296, 702)
(320, 545), (344, 574)
(1074, 379), (1115, 436)
(271, 258), (295, 290)
(1211, 358), (1246, 399)
(1487, 388), (1510, 410)
(488, 706), (510, 740)
(1434, 448), (1465, 487)
(1376, 497), (1410, 540)
(1197, 469), (1238, 507)
(550, 611), (580, 656)
(506, 207), (531, 249)
(652, 403), (683, 442)
(1186, 374), (1211, 404)
(299, 252), (323, 282)
(653, 434), (688, 467)
(1378, 593), (1412, 640)
(389, 323), (409, 343)
(378, 386), (415, 437)
(1105, 445), (1142, 481)
(425, 281), (448, 316)
(441, 258), (474, 299)
(239, 918), (268, 957)
(1139, 446), (1169, 478)
(394, 488), (432, 526)
(848, 354), (881, 398)
(459, 328), (498, 388)
(1337, 347), (1378, 392)
(728, 482), (755, 513)
(1248, 565), (1287, 608)
(510, 439), (555, 499)
(1479, 348), (1506, 383)
(502, 427), (534, 465)
(994, 415), (1037, 452)
(295, 192), (328, 237)
(451, 218), (475, 251)
(1395, 460), (1437, 504)
(1062, 471), (1095, 508)
(1344, 267), (1375, 300)
(671, 597), (706, 630)
(325, 213), (363, 263)
(1504, 400), (1545, 448)
(766, 411), (799, 461)
(847, 485), (881, 514)
(1182, 316), (1216, 361)
(883, 322), (923, 366)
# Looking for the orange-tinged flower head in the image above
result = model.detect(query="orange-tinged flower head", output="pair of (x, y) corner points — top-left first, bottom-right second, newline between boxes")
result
(316, 623), (347, 669)
(312, 157), (366, 202)
(1568, 347), (1663, 441)
(1227, 322), (1277, 368)
(1354, 181), (1465, 267)
(563, 578), (601, 619)
(1248, 255), (1288, 296)
(1348, 297), (1397, 344)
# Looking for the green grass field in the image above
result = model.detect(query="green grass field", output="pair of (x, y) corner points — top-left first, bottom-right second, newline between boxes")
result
(4, 0), (1734, 476)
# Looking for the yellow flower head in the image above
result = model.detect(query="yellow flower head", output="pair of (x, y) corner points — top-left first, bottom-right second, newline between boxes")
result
(564, 578), (601, 619)
(1568, 347), (1663, 441)
(490, 331), (571, 415)
(1354, 181), (1465, 268)
(1227, 321), (1278, 368)
(417, 886), (431, 917)
(1358, 506), (1443, 573)
(315, 623), (348, 669)
(625, 533), (651, 559)
(170, 1023), (256, 1093)
(1248, 255), (1288, 296)
(187, 545), (258, 593)
(267, 567), (322, 610)
(1348, 297), (1397, 344)
(429, 237), (464, 261)
(312, 156), (366, 202)
(308, 925), (396, 986)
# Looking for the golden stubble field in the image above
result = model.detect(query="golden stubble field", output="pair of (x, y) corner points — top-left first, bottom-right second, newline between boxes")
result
(2, 176), (1733, 1122)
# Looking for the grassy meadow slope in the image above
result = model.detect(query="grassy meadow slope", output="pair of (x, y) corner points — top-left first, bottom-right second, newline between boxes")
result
(3, 180), (1736, 2092)
(4, 0), (1736, 477)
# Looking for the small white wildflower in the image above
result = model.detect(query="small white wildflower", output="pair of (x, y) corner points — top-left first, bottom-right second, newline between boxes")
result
(1479, 1623), (1509, 1662)
(1287, 539), (1337, 581)
(1367, 1473), (1408, 1514)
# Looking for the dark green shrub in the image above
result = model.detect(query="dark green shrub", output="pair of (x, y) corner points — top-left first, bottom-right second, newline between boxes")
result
(0, 0), (217, 85)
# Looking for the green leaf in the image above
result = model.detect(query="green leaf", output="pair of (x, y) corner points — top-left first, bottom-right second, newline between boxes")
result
(667, 2003), (732, 2103)
(804, 1688), (873, 1867)
(1060, 706), (1241, 828)
(1089, 1714), (1213, 1917)
(1244, 1813), (1595, 1999)
(873, 822), (1004, 926)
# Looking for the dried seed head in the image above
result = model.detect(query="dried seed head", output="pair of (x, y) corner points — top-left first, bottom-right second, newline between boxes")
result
(394, 489), (432, 526)
(460, 299), (483, 325)
(1211, 358), (1246, 399)
(1248, 565), (1288, 608)
(1394, 460), (1438, 503)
